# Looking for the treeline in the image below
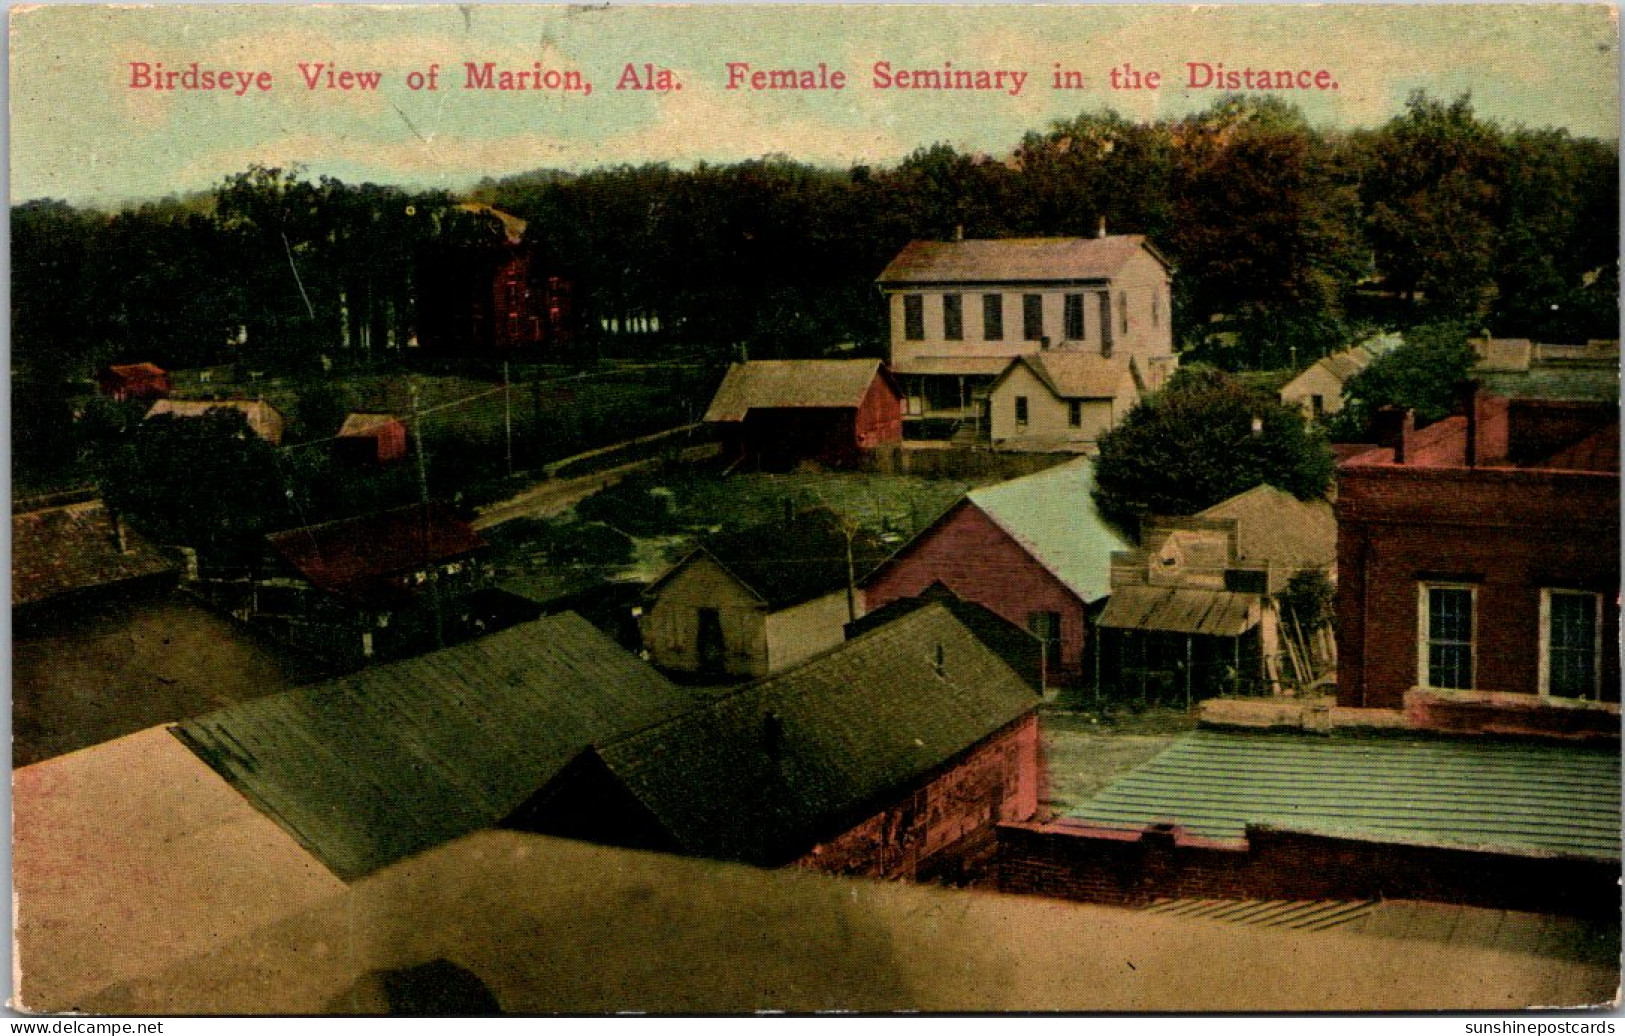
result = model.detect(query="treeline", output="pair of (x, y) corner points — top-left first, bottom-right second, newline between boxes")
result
(480, 92), (1616, 367)
(13, 91), (1619, 388)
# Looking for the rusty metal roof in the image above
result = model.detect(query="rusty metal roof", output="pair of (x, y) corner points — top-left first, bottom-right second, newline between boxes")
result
(1098, 585), (1259, 636)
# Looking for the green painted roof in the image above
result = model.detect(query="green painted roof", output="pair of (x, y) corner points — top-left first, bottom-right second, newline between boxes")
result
(1068, 730), (1621, 860)
(966, 458), (1130, 603)
(174, 613), (698, 881)
(589, 603), (1036, 865)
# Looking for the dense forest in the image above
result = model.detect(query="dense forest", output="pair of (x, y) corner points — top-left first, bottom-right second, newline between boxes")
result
(14, 92), (1618, 387)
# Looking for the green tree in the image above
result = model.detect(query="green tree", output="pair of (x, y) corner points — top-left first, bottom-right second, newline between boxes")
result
(1332, 322), (1476, 437)
(100, 409), (310, 564)
(1092, 365), (1334, 534)
(1360, 92), (1506, 320)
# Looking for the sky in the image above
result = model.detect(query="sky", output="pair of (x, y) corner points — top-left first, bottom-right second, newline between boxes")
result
(9, 4), (1621, 207)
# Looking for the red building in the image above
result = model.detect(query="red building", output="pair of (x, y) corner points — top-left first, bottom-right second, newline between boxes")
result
(96, 362), (170, 402)
(862, 458), (1128, 686)
(334, 413), (408, 465)
(702, 359), (902, 469)
(1335, 393), (1620, 716)
(415, 205), (574, 354)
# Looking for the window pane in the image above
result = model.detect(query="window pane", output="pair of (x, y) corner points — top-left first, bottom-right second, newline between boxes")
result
(1015, 396), (1029, 424)
(943, 294), (963, 341)
(1023, 295), (1044, 340)
(1429, 588), (1471, 642)
(1429, 643), (1472, 689)
(983, 294), (1003, 340)
(1426, 587), (1473, 689)
(1549, 592), (1598, 698)
(1064, 294), (1084, 339)
(903, 295), (924, 340)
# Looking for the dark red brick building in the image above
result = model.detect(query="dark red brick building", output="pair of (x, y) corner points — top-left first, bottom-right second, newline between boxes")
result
(415, 206), (574, 355)
(1335, 394), (1620, 712)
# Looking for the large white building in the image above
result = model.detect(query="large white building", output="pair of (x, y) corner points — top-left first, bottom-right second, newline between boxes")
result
(876, 234), (1178, 448)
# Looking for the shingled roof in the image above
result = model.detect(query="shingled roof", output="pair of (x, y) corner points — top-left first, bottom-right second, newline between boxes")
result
(703, 360), (892, 423)
(994, 352), (1133, 400)
(173, 613), (698, 880)
(877, 236), (1166, 285)
(1196, 484), (1336, 574)
(570, 603), (1035, 865)
(266, 502), (485, 606)
(653, 507), (888, 611)
(12, 501), (175, 608)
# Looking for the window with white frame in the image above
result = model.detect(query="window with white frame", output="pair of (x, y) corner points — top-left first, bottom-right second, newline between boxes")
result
(1418, 583), (1474, 690)
(1541, 589), (1601, 699)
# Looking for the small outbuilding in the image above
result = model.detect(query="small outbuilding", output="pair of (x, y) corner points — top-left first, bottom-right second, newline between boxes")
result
(703, 359), (902, 469)
(987, 352), (1142, 451)
(145, 398), (286, 445)
(335, 412), (409, 465)
(97, 362), (171, 402)
(640, 507), (887, 680)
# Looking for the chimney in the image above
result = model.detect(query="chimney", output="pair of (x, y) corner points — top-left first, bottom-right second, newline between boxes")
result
(1456, 379), (1480, 468)
(1097, 216), (1108, 239)
(954, 224), (964, 242)
(1373, 406), (1415, 465)
(108, 508), (130, 555)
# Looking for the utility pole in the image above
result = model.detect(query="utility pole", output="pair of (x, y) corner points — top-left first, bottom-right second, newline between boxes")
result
(410, 380), (445, 650)
(503, 361), (514, 477)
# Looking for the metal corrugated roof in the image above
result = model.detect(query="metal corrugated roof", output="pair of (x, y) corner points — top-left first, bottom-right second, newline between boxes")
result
(1098, 585), (1259, 636)
(588, 603), (1036, 865)
(967, 458), (1130, 603)
(173, 613), (699, 881)
(1068, 730), (1622, 860)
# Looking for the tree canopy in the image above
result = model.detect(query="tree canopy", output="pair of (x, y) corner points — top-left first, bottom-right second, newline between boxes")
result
(11, 91), (1618, 389)
(1332, 322), (1478, 437)
(1092, 366), (1335, 534)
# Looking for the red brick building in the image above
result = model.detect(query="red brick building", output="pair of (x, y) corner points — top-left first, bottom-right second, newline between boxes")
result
(1335, 394), (1620, 712)
(415, 206), (574, 355)
(703, 360), (903, 469)
(862, 458), (1128, 686)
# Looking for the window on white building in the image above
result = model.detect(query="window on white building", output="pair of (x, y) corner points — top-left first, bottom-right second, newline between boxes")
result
(943, 294), (963, 341)
(983, 294), (1003, 340)
(903, 295), (925, 340)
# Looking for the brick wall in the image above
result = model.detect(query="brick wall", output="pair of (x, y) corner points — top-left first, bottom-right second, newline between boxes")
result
(797, 713), (1040, 882)
(996, 819), (1620, 918)
(1335, 462), (1620, 709)
(865, 503), (1089, 684)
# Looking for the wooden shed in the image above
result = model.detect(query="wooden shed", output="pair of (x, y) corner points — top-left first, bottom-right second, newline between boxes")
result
(97, 362), (171, 402)
(703, 359), (902, 469)
(335, 412), (408, 464)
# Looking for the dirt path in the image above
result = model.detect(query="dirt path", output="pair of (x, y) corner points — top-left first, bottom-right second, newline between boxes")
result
(472, 460), (651, 531)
